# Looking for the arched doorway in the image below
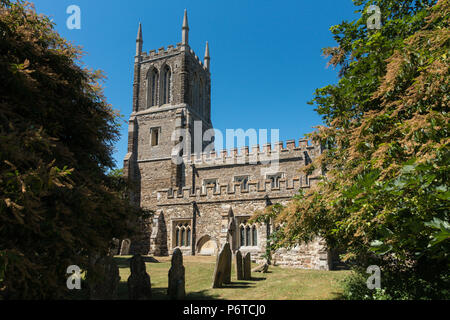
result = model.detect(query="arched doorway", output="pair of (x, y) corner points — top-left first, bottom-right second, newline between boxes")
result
(196, 235), (218, 256)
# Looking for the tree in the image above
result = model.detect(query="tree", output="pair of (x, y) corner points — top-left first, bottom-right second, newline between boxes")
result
(254, 0), (449, 299)
(0, 1), (144, 299)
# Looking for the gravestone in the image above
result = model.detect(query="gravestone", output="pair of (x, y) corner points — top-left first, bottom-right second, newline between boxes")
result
(252, 262), (269, 273)
(243, 252), (252, 280)
(235, 250), (244, 280)
(212, 242), (231, 288)
(127, 255), (152, 300)
(109, 238), (120, 256)
(167, 248), (185, 300)
(224, 245), (232, 284)
(88, 255), (120, 300)
(120, 239), (131, 256)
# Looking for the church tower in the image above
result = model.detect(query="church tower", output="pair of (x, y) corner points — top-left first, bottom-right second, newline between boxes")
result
(124, 10), (213, 211)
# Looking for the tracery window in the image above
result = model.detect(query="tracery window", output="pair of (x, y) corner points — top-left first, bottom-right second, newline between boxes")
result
(162, 66), (172, 105)
(147, 68), (159, 107)
(174, 221), (192, 248)
(199, 78), (204, 115)
(238, 219), (258, 247)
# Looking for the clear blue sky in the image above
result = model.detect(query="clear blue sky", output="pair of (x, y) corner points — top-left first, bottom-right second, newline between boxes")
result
(31, 0), (360, 169)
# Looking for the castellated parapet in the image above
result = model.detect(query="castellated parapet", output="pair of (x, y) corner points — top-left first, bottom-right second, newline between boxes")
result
(157, 175), (315, 204)
(140, 44), (208, 71)
(155, 138), (322, 205)
(183, 138), (321, 166)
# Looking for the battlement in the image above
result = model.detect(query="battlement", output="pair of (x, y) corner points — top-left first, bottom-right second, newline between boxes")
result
(140, 43), (184, 59)
(140, 44), (207, 70)
(156, 175), (320, 205)
(183, 138), (321, 167)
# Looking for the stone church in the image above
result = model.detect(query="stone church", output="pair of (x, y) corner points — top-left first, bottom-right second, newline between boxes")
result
(123, 11), (331, 270)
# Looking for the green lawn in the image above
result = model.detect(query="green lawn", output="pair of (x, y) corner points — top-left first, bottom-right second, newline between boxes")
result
(114, 255), (350, 300)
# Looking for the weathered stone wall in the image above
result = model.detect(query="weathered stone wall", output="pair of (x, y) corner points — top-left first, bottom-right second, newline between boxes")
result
(152, 149), (330, 270)
(262, 239), (331, 270)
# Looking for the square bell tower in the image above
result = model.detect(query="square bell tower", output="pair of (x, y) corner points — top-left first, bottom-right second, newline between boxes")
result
(124, 10), (213, 210)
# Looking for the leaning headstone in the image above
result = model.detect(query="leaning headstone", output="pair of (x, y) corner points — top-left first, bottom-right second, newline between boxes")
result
(167, 248), (185, 300)
(212, 242), (231, 288)
(235, 250), (244, 280)
(252, 262), (269, 273)
(88, 255), (120, 300)
(127, 255), (152, 300)
(120, 239), (131, 256)
(223, 244), (232, 284)
(243, 252), (252, 280)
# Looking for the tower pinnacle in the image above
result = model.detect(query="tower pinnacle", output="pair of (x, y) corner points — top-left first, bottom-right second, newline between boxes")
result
(182, 9), (189, 45)
(204, 41), (210, 70)
(136, 22), (143, 56)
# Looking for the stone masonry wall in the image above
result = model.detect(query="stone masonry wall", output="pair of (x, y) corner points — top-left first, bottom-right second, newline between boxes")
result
(149, 139), (331, 270)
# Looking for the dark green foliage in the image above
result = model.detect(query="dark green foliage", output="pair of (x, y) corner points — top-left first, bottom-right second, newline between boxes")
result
(0, 1), (144, 299)
(254, 0), (449, 299)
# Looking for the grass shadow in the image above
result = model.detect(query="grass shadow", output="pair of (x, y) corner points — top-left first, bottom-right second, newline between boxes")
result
(118, 283), (223, 301)
(113, 256), (131, 269)
(250, 277), (266, 281)
(187, 290), (223, 300)
(142, 256), (160, 263)
(219, 281), (255, 289)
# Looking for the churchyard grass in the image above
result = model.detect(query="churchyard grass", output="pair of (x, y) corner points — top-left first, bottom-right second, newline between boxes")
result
(114, 256), (350, 300)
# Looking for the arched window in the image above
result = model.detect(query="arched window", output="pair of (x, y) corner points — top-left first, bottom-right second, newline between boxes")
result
(199, 78), (204, 115)
(181, 228), (186, 247)
(245, 226), (250, 246)
(162, 66), (171, 105)
(252, 226), (257, 246)
(239, 220), (258, 248)
(175, 228), (180, 247)
(193, 73), (199, 110)
(187, 227), (191, 246)
(240, 226), (245, 247)
(174, 221), (192, 248)
(147, 69), (159, 107)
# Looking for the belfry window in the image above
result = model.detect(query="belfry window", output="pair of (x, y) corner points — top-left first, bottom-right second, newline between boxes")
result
(162, 66), (172, 105)
(147, 69), (159, 107)
(192, 74), (200, 111)
(199, 78), (204, 115)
